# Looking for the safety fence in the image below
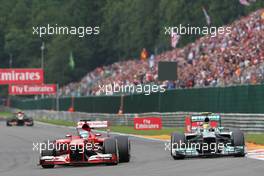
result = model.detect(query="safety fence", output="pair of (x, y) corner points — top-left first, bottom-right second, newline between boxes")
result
(9, 84), (264, 114)
(24, 110), (264, 132)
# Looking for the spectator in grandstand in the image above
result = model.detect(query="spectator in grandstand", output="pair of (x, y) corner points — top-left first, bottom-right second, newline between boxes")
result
(59, 9), (264, 97)
(140, 48), (149, 61)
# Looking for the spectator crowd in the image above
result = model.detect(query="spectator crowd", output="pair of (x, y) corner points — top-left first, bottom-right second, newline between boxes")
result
(59, 9), (264, 97)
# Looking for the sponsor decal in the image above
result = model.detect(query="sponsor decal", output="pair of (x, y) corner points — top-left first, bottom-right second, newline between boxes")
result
(9, 84), (56, 95)
(134, 117), (162, 130)
(185, 116), (191, 133)
(0, 69), (44, 84)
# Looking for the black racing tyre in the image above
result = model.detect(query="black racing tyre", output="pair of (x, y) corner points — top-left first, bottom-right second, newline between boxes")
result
(26, 118), (34, 126)
(171, 132), (186, 160)
(115, 136), (130, 162)
(42, 164), (55, 169)
(6, 120), (11, 126)
(104, 138), (118, 165)
(232, 130), (245, 157)
(104, 138), (118, 154)
(40, 141), (55, 168)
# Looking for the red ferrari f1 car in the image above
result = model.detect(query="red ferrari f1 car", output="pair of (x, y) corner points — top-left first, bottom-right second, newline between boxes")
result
(39, 120), (130, 168)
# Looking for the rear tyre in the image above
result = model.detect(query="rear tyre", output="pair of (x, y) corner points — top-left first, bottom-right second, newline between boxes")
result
(40, 141), (55, 168)
(171, 132), (186, 160)
(6, 120), (11, 126)
(26, 118), (34, 126)
(115, 136), (130, 162)
(232, 130), (245, 157)
(104, 138), (118, 165)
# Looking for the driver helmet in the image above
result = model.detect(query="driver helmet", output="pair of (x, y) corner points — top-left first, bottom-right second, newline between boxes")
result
(17, 112), (24, 120)
(203, 117), (210, 129)
(79, 130), (88, 138)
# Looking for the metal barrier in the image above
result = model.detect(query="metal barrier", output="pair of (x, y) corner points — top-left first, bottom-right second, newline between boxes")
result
(10, 84), (264, 114)
(23, 110), (264, 132)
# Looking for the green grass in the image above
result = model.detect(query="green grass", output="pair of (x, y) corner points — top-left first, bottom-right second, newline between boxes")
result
(107, 126), (184, 136)
(37, 118), (76, 127)
(37, 118), (183, 135)
(245, 133), (264, 145)
(0, 112), (12, 118)
(37, 119), (264, 144)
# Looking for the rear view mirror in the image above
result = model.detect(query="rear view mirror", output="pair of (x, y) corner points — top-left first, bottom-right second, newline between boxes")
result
(95, 133), (101, 137)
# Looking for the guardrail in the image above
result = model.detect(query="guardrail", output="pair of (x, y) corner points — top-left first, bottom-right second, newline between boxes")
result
(22, 110), (264, 132)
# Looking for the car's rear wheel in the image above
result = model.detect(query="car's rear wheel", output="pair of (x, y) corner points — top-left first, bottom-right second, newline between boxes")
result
(232, 130), (245, 157)
(171, 132), (186, 160)
(115, 136), (130, 162)
(26, 118), (34, 126)
(6, 120), (11, 126)
(104, 138), (119, 165)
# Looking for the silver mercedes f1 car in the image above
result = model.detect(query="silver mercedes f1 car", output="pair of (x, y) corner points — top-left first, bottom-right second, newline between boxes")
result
(171, 113), (245, 159)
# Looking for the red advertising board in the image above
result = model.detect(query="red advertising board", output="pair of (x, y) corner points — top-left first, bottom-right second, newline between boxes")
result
(134, 117), (162, 130)
(185, 116), (191, 133)
(0, 69), (44, 85)
(9, 84), (56, 95)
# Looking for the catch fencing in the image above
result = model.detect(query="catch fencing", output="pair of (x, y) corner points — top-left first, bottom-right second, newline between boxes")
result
(10, 84), (264, 114)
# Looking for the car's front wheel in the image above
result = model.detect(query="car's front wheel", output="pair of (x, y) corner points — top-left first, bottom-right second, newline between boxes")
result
(40, 141), (55, 168)
(232, 130), (246, 157)
(171, 132), (186, 160)
(103, 138), (119, 165)
(115, 136), (130, 162)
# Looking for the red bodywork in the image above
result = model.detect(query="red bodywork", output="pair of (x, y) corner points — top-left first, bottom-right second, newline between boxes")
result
(40, 122), (118, 166)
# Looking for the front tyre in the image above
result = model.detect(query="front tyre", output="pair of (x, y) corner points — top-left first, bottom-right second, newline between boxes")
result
(104, 138), (119, 165)
(115, 136), (130, 162)
(26, 118), (34, 126)
(171, 132), (186, 160)
(232, 130), (246, 157)
(40, 141), (55, 168)
(41, 165), (55, 169)
(6, 120), (11, 126)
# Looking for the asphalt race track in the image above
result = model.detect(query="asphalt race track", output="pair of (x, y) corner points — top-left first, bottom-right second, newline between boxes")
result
(0, 122), (263, 176)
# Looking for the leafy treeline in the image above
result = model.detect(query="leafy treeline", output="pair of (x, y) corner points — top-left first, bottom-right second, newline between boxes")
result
(0, 0), (263, 88)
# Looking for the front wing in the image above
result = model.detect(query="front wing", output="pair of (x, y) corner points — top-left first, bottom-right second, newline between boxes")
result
(39, 153), (118, 166)
(7, 119), (33, 126)
(171, 145), (245, 157)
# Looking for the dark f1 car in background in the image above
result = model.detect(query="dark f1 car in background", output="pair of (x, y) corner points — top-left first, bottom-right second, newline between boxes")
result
(6, 112), (34, 126)
(39, 120), (130, 168)
(171, 113), (245, 159)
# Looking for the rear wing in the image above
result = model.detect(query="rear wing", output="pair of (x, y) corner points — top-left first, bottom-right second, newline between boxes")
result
(77, 120), (109, 129)
(185, 114), (221, 133)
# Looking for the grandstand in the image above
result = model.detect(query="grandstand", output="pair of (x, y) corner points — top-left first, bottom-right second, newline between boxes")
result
(60, 9), (264, 97)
